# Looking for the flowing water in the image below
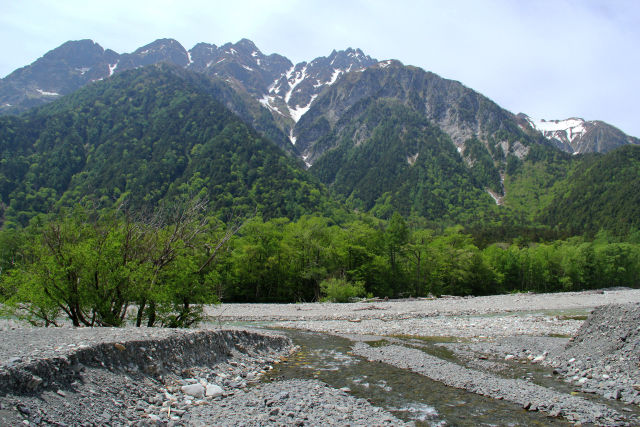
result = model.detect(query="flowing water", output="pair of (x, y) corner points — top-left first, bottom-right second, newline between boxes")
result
(263, 329), (570, 426)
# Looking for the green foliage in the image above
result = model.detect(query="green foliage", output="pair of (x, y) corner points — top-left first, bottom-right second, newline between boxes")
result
(0, 200), (231, 327)
(463, 137), (502, 192)
(310, 99), (494, 223)
(319, 277), (366, 302)
(502, 145), (572, 221)
(0, 65), (333, 226)
(2, 207), (639, 317)
(541, 146), (640, 235)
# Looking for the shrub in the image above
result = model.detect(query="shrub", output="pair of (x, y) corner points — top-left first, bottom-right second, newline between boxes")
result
(320, 278), (365, 303)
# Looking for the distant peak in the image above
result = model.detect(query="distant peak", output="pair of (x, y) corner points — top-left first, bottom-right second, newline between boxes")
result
(235, 38), (258, 49)
(134, 38), (183, 52)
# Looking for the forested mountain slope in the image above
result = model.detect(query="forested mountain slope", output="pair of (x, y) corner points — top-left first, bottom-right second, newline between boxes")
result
(0, 64), (333, 227)
(309, 99), (496, 221)
(541, 145), (640, 234)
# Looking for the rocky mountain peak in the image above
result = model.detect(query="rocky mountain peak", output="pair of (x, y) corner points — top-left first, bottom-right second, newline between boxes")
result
(0, 39), (119, 112)
(234, 38), (259, 53)
(117, 38), (189, 70)
(261, 48), (378, 127)
(375, 59), (404, 69)
(519, 113), (639, 154)
(3, 37), (637, 158)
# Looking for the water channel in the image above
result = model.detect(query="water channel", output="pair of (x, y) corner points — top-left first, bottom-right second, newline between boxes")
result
(260, 329), (571, 426)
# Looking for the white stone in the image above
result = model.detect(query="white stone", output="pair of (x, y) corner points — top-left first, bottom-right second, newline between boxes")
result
(532, 354), (546, 363)
(205, 383), (223, 397)
(181, 384), (205, 398)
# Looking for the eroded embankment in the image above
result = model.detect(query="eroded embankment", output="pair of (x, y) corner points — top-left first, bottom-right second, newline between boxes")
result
(0, 328), (296, 425)
(0, 329), (290, 396)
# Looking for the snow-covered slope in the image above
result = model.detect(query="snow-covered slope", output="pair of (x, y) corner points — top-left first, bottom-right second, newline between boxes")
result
(261, 48), (377, 124)
(520, 114), (639, 154)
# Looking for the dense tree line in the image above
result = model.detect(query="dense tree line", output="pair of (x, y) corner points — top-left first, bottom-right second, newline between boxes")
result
(2, 205), (639, 326)
(192, 214), (640, 301)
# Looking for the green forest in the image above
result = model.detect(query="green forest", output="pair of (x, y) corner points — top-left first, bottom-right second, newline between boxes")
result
(2, 205), (640, 327)
(1, 64), (639, 327)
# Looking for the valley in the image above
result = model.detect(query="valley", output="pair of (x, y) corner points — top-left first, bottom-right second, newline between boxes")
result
(2, 1), (639, 425)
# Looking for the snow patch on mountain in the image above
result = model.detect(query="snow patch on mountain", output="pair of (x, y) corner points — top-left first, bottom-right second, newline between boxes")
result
(302, 153), (312, 168)
(328, 69), (343, 85)
(108, 62), (119, 76)
(259, 94), (282, 115)
(36, 89), (60, 96)
(486, 189), (503, 205)
(529, 117), (587, 144)
(290, 94), (317, 122)
(284, 66), (307, 104)
(407, 153), (419, 166)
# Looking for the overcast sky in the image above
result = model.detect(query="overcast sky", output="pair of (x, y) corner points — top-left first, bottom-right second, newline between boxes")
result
(1, 0), (639, 136)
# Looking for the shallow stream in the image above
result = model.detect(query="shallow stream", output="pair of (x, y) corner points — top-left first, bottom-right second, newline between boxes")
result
(264, 329), (570, 426)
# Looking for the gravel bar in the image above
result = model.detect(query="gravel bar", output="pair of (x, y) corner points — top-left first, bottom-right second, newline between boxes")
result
(353, 342), (630, 425)
(189, 379), (408, 426)
(208, 288), (640, 322)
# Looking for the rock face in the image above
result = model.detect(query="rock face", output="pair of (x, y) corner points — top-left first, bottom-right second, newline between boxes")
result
(0, 38), (376, 128)
(187, 38), (293, 99)
(116, 38), (189, 71)
(293, 60), (538, 166)
(263, 47), (377, 125)
(0, 40), (118, 112)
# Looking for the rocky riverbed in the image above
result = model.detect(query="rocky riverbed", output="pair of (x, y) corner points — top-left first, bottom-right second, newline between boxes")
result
(2, 288), (640, 425)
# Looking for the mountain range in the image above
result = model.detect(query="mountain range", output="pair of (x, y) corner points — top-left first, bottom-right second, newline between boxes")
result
(2, 38), (637, 156)
(0, 38), (638, 234)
